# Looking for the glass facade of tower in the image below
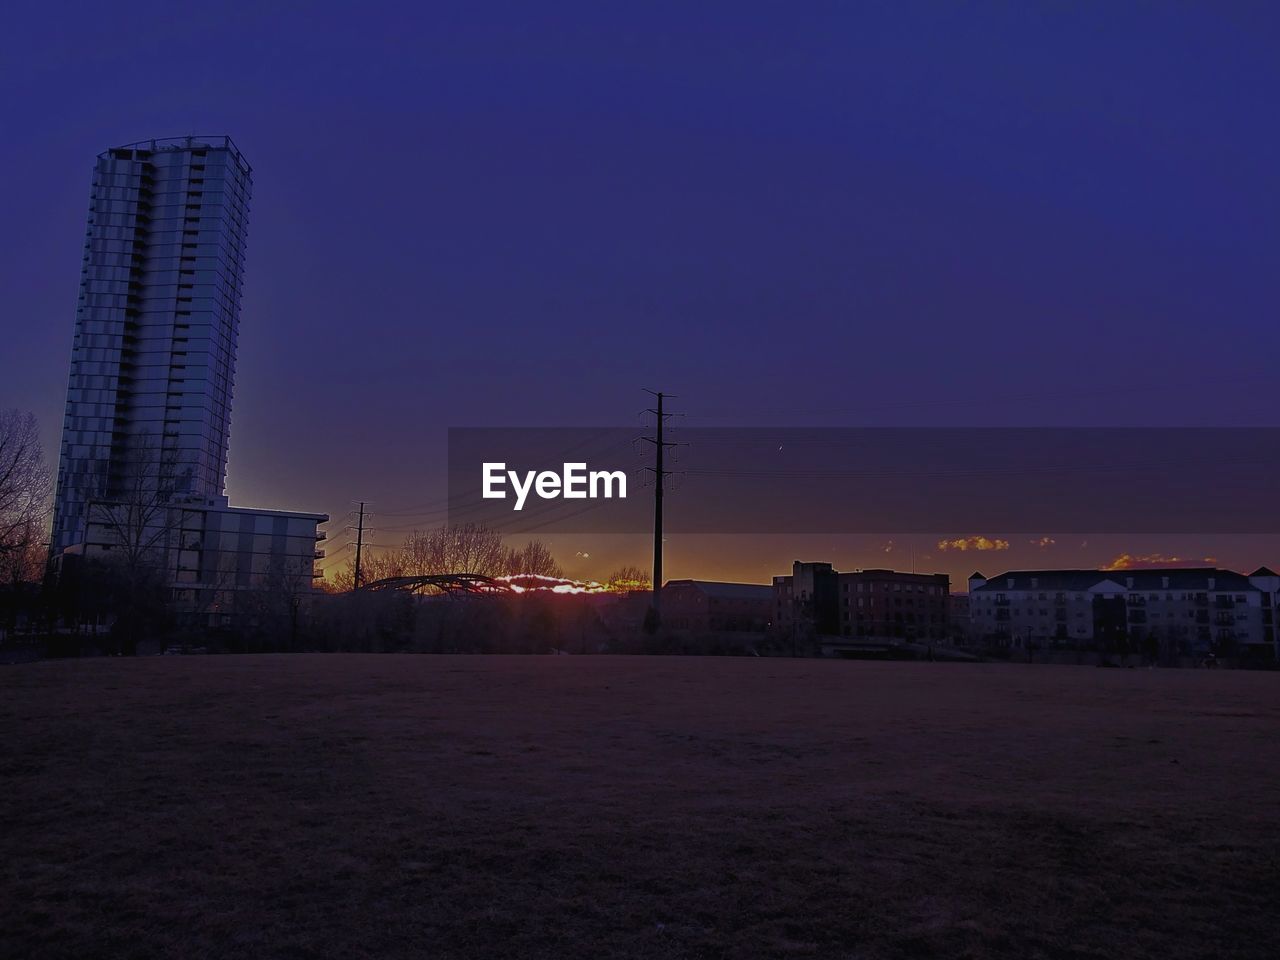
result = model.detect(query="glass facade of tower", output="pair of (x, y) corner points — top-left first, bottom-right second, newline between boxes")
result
(51, 137), (252, 554)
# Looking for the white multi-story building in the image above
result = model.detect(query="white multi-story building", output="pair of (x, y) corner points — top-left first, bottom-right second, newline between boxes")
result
(969, 567), (1279, 660)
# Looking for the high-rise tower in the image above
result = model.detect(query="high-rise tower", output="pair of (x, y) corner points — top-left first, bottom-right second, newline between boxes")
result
(51, 136), (251, 554)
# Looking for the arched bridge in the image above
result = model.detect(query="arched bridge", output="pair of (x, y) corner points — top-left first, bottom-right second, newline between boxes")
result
(360, 574), (514, 596)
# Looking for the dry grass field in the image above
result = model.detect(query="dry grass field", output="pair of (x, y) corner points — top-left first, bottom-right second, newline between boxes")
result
(1, 655), (1277, 959)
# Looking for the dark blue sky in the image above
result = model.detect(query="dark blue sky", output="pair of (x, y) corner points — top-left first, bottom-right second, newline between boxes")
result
(3, 1), (1278, 581)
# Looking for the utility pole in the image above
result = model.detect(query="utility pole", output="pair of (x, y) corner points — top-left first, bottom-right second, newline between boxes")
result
(352, 501), (367, 590)
(641, 390), (678, 628)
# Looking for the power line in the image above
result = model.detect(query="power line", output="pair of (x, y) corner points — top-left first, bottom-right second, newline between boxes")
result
(500, 477), (643, 533)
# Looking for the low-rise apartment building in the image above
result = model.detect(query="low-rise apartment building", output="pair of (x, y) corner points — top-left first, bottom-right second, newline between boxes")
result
(969, 567), (1279, 659)
(75, 494), (327, 627)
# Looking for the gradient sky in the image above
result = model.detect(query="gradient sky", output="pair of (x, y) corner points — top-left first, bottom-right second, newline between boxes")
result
(3, 1), (1278, 585)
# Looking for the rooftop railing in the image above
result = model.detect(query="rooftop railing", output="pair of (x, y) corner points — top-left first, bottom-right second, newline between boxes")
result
(101, 136), (251, 175)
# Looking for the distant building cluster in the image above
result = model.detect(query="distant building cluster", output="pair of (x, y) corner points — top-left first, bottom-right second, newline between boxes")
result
(651, 561), (1280, 663)
(50, 137), (326, 625)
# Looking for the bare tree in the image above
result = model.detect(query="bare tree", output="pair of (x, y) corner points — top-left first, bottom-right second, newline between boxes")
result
(606, 565), (651, 592)
(503, 540), (563, 578)
(88, 437), (180, 652)
(217, 555), (317, 650)
(415, 523), (508, 577)
(324, 558), (359, 593)
(267, 556), (317, 649)
(392, 524), (516, 579)
(91, 442), (178, 571)
(324, 551), (403, 592)
(333, 524), (563, 590)
(0, 410), (51, 578)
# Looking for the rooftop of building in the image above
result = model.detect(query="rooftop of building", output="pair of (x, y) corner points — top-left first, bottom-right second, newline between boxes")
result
(174, 495), (328, 522)
(971, 567), (1263, 593)
(776, 565), (948, 583)
(837, 568), (949, 581)
(663, 579), (774, 601)
(102, 135), (251, 173)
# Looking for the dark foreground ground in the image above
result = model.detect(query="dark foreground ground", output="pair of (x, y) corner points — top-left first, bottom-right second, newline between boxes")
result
(1, 656), (1277, 960)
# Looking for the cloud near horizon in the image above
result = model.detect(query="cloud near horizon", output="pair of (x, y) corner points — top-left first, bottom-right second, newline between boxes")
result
(937, 536), (1010, 552)
(1103, 553), (1220, 571)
